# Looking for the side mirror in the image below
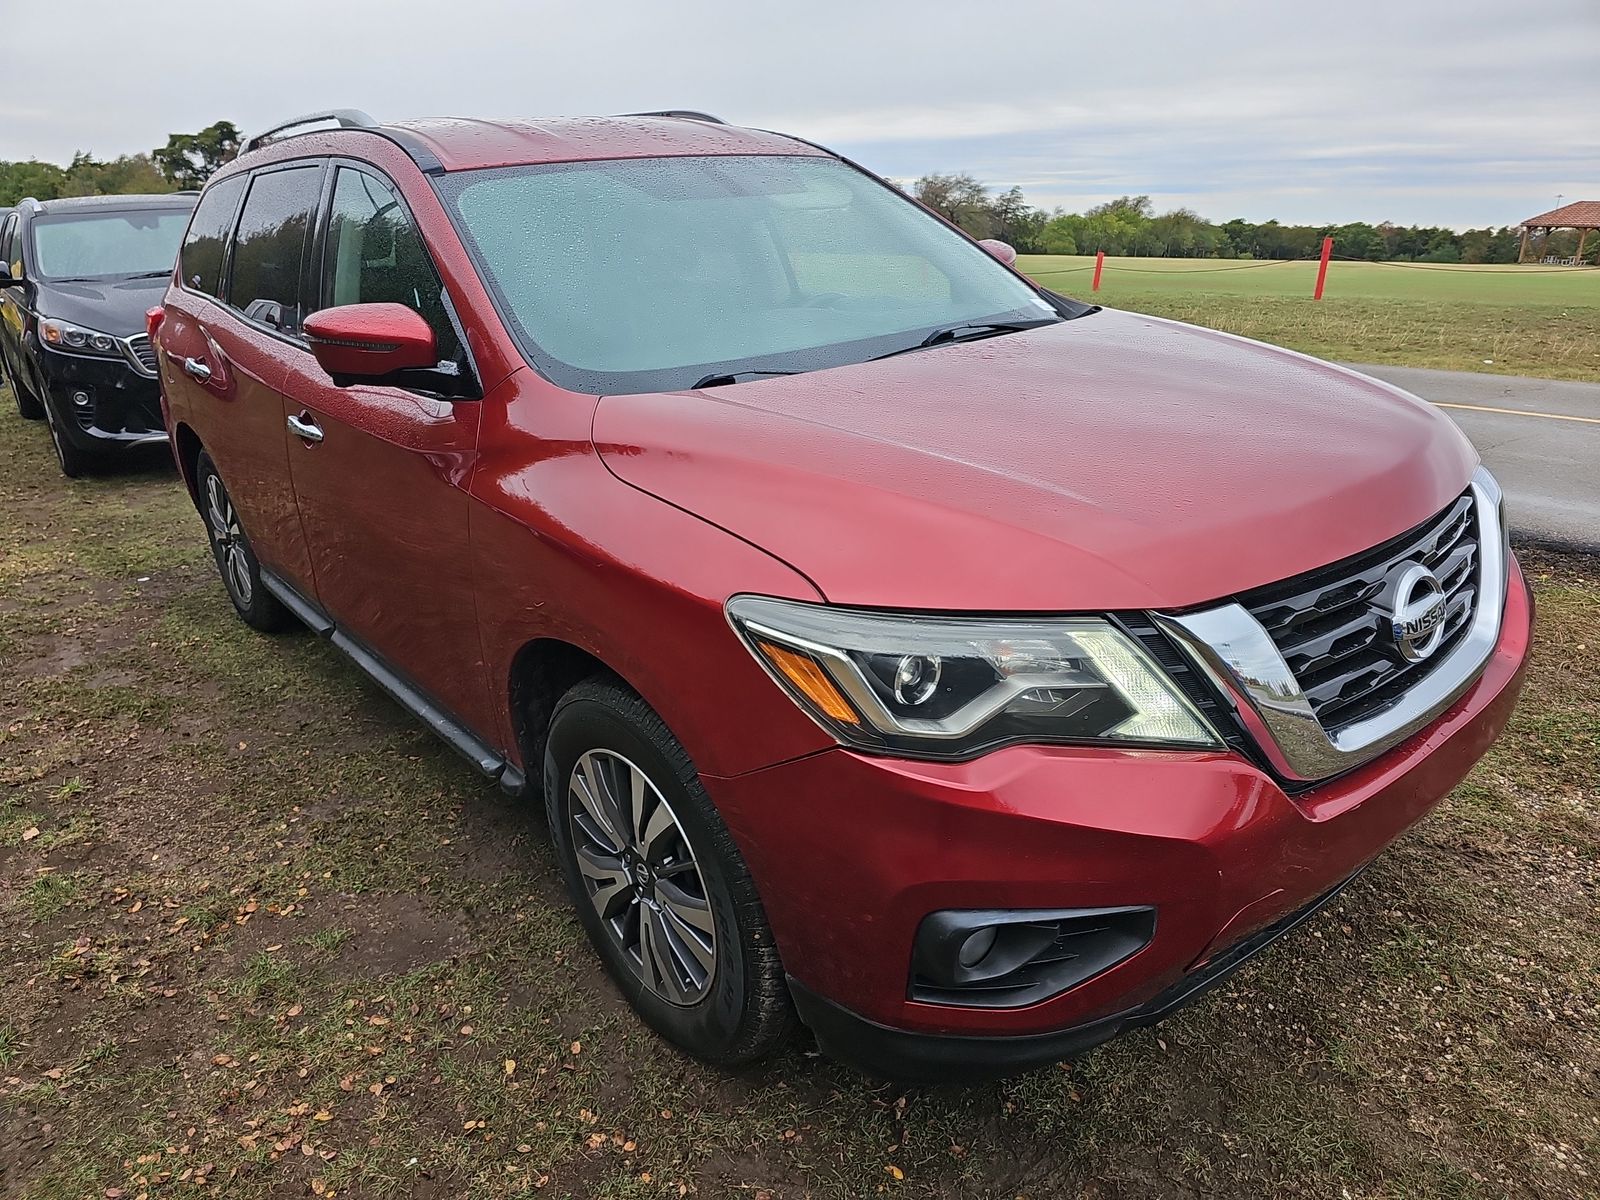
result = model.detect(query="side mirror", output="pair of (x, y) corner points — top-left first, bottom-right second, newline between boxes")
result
(303, 303), (437, 385)
(0, 275), (25, 289)
(977, 239), (1017, 267)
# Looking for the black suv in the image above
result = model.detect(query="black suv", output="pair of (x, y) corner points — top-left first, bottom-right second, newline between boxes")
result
(1, 193), (196, 475)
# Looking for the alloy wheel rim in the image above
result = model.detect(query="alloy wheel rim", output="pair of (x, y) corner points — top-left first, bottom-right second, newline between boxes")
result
(205, 475), (253, 606)
(567, 748), (716, 1006)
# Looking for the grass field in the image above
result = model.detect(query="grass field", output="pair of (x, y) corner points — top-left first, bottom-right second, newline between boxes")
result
(1, 386), (1598, 1199)
(1017, 256), (1600, 381)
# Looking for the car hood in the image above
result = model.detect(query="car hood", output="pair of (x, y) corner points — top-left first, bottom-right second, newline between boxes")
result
(37, 276), (170, 338)
(593, 309), (1479, 612)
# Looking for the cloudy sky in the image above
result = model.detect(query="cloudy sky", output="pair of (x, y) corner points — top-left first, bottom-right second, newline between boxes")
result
(4, 0), (1596, 228)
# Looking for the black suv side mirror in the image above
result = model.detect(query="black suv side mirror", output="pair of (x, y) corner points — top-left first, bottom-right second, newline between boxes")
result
(0, 275), (24, 289)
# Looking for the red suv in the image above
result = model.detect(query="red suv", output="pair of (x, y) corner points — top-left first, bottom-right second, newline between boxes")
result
(154, 109), (1531, 1081)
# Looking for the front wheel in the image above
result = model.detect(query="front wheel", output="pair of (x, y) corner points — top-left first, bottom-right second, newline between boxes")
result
(42, 394), (93, 477)
(5, 359), (45, 420)
(544, 678), (796, 1066)
(195, 450), (293, 632)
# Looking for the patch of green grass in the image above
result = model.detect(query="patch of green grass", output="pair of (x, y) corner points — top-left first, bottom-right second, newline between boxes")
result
(1018, 254), (1600, 379)
(0, 800), (43, 845)
(300, 926), (352, 958)
(0, 1020), (19, 1066)
(235, 950), (299, 1005)
(20, 872), (81, 922)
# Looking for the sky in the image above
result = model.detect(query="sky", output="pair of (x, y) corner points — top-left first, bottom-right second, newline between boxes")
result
(3, 0), (1596, 229)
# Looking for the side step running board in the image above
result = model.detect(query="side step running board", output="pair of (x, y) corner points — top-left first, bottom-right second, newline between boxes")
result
(260, 569), (525, 796)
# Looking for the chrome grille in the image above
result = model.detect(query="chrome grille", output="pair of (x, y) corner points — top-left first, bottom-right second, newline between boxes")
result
(123, 334), (158, 377)
(1239, 492), (1479, 733)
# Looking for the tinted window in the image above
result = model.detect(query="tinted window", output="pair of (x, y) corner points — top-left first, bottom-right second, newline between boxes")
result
(30, 210), (191, 281)
(437, 155), (1056, 394)
(323, 167), (460, 360)
(181, 175), (247, 297)
(227, 165), (322, 335)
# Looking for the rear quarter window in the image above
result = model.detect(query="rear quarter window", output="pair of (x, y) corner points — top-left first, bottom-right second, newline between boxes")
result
(181, 175), (248, 297)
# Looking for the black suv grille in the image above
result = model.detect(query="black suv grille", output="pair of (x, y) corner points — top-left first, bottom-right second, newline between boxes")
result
(125, 334), (157, 375)
(1239, 492), (1479, 732)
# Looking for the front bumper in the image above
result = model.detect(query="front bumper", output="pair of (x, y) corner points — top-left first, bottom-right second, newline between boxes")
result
(39, 343), (167, 453)
(789, 866), (1364, 1083)
(702, 556), (1532, 1080)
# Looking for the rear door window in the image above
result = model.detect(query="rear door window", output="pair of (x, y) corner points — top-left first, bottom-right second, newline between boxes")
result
(226, 164), (323, 336)
(321, 166), (461, 361)
(180, 175), (247, 297)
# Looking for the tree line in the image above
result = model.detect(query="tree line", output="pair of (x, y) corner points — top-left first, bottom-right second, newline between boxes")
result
(0, 122), (241, 206)
(2, 132), (1580, 265)
(912, 173), (1580, 264)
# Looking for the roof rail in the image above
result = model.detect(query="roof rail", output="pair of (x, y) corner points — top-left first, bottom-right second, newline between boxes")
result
(241, 109), (380, 153)
(620, 110), (727, 124)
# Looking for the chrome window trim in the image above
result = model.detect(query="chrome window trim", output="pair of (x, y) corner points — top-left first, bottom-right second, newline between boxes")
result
(1153, 467), (1507, 783)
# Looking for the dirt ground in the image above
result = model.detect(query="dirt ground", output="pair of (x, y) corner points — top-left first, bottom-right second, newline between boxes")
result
(1, 389), (1596, 1199)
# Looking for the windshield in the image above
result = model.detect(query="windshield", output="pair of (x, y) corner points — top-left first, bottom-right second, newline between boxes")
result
(436, 155), (1060, 394)
(31, 209), (192, 282)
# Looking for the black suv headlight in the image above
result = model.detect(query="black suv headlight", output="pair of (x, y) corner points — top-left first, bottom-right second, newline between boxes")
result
(727, 595), (1221, 757)
(40, 317), (124, 357)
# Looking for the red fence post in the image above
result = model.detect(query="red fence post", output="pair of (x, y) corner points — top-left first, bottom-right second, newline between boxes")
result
(1092, 250), (1105, 291)
(1313, 236), (1333, 300)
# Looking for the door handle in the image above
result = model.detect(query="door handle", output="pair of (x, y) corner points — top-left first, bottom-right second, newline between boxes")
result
(287, 412), (324, 443)
(182, 356), (212, 382)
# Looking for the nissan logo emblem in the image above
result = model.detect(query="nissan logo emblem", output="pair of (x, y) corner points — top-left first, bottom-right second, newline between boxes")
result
(1383, 562), (1448, 663)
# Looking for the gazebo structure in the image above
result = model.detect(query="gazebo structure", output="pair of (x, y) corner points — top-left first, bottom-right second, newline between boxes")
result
(1518, 200), (1600, 264)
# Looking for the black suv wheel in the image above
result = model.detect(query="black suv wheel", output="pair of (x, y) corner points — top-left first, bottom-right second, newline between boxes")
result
(544, 678), (796, 1066)
(41, 392), (93, 478)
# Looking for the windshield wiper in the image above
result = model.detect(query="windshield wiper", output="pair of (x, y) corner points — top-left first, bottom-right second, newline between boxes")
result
(125, 270), (174, 279)
(691, 369), (800, 389)
(870, 318), (1059, 362)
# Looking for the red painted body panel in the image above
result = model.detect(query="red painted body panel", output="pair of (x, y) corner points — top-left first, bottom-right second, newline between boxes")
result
(466, 367), (834, 778)
(594, 309), (1479, 611)
(160, 290), (313, 584)
(279, 351), (489, 733)
(706, 560), (1531, 1034)
(156, 114), (1533, 1054)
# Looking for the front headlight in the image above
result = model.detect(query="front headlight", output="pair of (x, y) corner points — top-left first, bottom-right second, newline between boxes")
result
(727, 595), (1221, 758)
(40, 317), (123, 357)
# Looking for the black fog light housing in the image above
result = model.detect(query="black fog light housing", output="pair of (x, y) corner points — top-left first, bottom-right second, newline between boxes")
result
(911, 906), (1156, 1008)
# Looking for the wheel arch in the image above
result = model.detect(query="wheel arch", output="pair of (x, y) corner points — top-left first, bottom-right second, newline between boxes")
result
(507, 637), (620, 790)
(172, 421), (205, 506)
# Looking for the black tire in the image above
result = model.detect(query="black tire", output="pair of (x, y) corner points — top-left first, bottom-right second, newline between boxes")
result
(195, 450), (294, 632)
(41, 392), (94, 478)
(544, 677), (796, 1066)
(5, 359), (45, 420)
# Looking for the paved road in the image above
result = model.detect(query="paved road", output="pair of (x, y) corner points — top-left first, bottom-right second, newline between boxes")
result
(1342, 363), (1600, 553)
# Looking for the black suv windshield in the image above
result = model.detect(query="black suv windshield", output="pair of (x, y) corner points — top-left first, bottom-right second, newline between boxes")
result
(31, 209), (191, 282)
(436, 155), (1062, 394)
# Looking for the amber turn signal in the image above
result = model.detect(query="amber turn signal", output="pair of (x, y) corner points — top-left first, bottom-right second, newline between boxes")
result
(754, 640), (862, 726)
